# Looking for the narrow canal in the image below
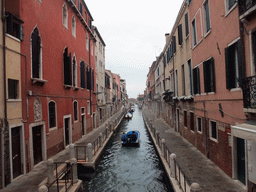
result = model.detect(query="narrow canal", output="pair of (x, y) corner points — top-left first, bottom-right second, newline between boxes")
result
(79, 105), (174, 192)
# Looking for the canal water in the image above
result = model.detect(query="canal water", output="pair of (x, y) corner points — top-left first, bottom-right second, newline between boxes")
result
(79, 105), (174, 192)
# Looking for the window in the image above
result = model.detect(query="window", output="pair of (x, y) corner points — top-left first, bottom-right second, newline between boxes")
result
(72, 16), (76, 37)
(91, 42), (93, 56)
(197, 117), (202, 133)
(184, 111), (187, 127)
(227, 0), (236, 10)
(178, 24), (183, 45)
(89, 18), (92, 29)
(187, 59), (193, 95)
(91, 69), (95, 92)
(193, 67), (200, 94)
(8, 79), (18, 99)
(48, 101), (56, 128)
(225, 39), (243, 89)
(182, 65), (186, 96)
(84, 12), (87, 22)
(31, 27), (42, 79)
(74, 101), (78, 121)
(6, 12), (23, 40)
(87, 66), (91, 90)
(63, 47), (72, 86)
(86, 34), (89, 50)
(72, 56), (77, 87)
(203, 57), (215, 93)
(192, 19), (197, 46)
(190, 112), (194, 131)
(185, 13), (189, 37)
(170, 72), (174, 92)
(203, 0), (211, 34)
(172, 36), (177, 53)
(210, 121), (217, 140)
(87, 101), (90, 114)
(252, 31), (256, 75)
(175, 70), (178, 96)
(79, 0), (83, 15)
(63, 3), (68, 28)
(80, 61), (86, 88)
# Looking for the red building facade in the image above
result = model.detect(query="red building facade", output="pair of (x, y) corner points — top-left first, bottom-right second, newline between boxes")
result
(17, 0), (96, 173)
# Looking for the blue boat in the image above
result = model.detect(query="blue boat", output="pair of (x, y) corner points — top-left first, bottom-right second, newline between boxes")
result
(121, 130), (140, 146)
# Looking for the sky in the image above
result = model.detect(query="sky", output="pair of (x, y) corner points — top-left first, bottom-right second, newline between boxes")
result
(86, 0), (184, 98)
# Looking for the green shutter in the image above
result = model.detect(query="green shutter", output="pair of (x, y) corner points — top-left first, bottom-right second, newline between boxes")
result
(237, 39), (244, 87)
(210, 57), (216, 92)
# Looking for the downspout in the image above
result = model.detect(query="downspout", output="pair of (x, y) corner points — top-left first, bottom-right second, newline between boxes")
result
(1, 0), (6, 187)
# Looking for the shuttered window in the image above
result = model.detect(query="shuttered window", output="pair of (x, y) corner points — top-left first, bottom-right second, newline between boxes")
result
(87, 67), (91, 90)
(190, 112), (194, 131)
(225, 39), (243, 89)
(182, 65), (186, 96)
(184, 111), (187, 127)
(91, 69), (95, 92)
(193, 67), (200, 94)
(192, 19), (197, 46)
(203, 0), (211, 33)
(178, 24), (183, 45)
(80, 61), (86, 88)
(185, 13), (189, 36)
(73, 56), (77, 87)
(173, 36), (177, 53)
(203, 57), (215, 93)
(63, 48), (72, 86)
(8, 79), (18, 99)
(31, 27), (41, 79)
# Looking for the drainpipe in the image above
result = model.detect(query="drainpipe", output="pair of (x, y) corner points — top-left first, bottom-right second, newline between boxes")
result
(203, 101), (209, 158)
(1, 0), (7, 187)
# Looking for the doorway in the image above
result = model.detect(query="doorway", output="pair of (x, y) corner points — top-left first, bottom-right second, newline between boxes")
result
(64, 115), (72, 146)
(11, 127), (22, 179)
(237, 137), (246, 185)
(32, 125), (43, 166)
(176, 109), (180, 133)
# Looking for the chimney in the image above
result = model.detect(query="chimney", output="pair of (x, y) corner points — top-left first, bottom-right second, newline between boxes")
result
(165, 33), (170, 43)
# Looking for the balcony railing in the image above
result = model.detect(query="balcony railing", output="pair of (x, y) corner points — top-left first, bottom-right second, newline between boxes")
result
(239, 0), (256, 16)
(242, 75), (256, 109)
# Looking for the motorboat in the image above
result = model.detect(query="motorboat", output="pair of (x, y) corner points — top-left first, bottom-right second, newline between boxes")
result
(125, 112), (132, 119)
(121, 130), (140, 146)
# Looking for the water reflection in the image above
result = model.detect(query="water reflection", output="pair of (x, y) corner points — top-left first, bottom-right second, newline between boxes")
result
(80, 106), (173, 192)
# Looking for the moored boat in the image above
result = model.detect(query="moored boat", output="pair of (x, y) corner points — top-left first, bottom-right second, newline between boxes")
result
(121, 130), (140, 146)
(125, 112), (132, 119)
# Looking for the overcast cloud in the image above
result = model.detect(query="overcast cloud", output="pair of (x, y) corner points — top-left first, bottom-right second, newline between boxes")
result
(86, 0), (184, 98)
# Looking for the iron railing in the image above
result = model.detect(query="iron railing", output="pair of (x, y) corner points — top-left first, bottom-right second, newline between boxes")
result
(48, 162), (73, 192)
(242, 75), (256, 109)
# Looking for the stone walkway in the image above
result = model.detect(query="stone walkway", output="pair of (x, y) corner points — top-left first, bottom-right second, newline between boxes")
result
(143, 108), (246, 192)
(1, 110), (124, 192)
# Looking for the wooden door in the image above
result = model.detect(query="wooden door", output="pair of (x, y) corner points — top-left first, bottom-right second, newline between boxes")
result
(12, 127), (22, 179)
(33, 126), (42, 165)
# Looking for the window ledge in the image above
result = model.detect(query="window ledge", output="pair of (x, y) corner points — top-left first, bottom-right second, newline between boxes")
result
(7, 99), (22, 102)
(49, 127), (58, 131)
(204, 29), (211, 38)
(64, 85), (72, 89)
(73, 86), (81, 91)
(230, 87), (241, 92)
(207, 92), (215, 95)
(225, 3), (237, 18)
(31, 78), (47, 85)
(210, 137), (218, 143)
(197, 130), (203, 134)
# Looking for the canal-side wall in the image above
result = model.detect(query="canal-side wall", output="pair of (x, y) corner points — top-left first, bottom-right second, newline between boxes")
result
(142, 112), (182, 192)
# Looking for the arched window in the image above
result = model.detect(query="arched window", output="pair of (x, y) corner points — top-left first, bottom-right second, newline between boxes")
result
(73, 101), (78, 121)
(72, 16), (76, 37)
(31, 27), (42, 79)
(48, 101), (56, 128)
(63, 3), (68, 28)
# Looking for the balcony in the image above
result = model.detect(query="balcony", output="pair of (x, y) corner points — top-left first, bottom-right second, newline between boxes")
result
(239, 0), (256, 19)
(242, 75), (256, 111)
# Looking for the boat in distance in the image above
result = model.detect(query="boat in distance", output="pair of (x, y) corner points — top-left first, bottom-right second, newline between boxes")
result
(125, 112), (132, 119)
(121, 130), (140, 146)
